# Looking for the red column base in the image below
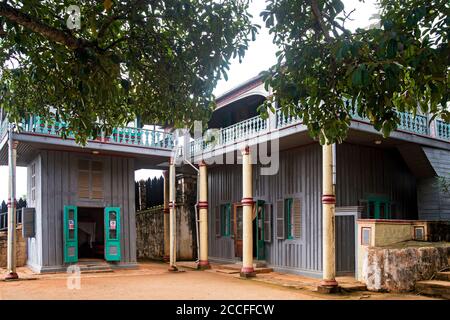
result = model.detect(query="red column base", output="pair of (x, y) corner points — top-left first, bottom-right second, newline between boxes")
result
(317, 279), (340, 294)
(168, 265), (178, 272)
(4, 272), (19, 280)
(240, 267), (256, 278)
(197, 260), (211, 270)
(163, 255), (170, 262)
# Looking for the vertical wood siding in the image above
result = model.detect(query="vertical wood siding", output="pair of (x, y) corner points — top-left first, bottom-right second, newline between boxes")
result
(27, 150), (136, 270)
(208, 142), (418, 274)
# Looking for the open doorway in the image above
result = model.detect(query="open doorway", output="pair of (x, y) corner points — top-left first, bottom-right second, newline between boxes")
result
(77, 207), (104, 260)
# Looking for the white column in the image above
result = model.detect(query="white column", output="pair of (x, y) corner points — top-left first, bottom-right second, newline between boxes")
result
(197, 161), (210, 269)
(5, 124), (18, 280)
(318, 143), (339, 292)
(168, 158), (178, 271)
(240, 146), (255, 278)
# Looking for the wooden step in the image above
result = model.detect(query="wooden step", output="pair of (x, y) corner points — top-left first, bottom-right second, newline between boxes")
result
(435, 271), (450, 281)
(416, 280), (450, 299)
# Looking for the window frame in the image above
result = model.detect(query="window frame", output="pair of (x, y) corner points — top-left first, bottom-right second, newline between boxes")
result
(219, 203), (232, 237)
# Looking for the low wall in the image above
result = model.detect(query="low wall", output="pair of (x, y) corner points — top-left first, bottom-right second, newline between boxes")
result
(135, 204), (197, 261)
(363, 244), (450, 292)
(136, 206), (165, 260)
(0, 225), (27, 268)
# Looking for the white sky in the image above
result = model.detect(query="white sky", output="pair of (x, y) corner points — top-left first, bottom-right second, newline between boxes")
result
(0, 0), (378, 205)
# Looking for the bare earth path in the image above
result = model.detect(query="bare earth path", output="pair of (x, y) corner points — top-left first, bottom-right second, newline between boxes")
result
(0, 261), (437, 300)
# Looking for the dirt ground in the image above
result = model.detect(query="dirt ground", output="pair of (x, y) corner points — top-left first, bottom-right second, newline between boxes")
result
(0, 261), (438, 300)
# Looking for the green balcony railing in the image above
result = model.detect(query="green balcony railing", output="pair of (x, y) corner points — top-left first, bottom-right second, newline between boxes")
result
(437, 120), (450, 141)
(16, 116), (174, 149)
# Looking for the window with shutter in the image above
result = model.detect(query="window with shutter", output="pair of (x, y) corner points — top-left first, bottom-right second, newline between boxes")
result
(263, 203), (272, 242)
(78, 159), (103, 200)
(219, 203), (231, 237)
(276, 199), (285, 239)
(292, 198), (301, 239)
(91, 161), (103, 199)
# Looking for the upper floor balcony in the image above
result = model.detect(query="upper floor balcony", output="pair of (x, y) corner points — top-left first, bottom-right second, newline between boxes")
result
(187, 108), (450, 160)
(0, 116), (175, 169)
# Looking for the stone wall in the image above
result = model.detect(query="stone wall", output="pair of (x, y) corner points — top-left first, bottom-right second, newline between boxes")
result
(0, 225), (27, 268)
(135, 174), (198, 261)
(136, 206), (164, 260)
(363, 244), (450, 292)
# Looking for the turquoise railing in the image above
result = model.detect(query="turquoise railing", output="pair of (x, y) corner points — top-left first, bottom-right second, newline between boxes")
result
(437, 120), (450, 141)
(396, 112), (428, 135)
(17, 116), (174, 149)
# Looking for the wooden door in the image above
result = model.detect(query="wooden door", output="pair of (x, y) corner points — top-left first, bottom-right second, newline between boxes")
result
(233, 204), (243, 258)
(63, 206), (78, 263)
(255, 200), (265, 260)
(104, 207), (121, 261)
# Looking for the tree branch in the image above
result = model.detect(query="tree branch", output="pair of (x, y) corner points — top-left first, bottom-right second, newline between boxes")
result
(0, 2), (89, 50)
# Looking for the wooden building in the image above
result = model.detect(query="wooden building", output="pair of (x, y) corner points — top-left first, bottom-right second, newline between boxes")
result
(0, 116), (173, 273)
(181, 75), (450, 280)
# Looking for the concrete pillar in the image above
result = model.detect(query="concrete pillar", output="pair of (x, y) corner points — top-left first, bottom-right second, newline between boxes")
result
(198, 161), (210, 269)
(163, 170), (170, 262)
(168, 158), (178, 271)
(318, 143), (339, 292)
(5, 124), (18, 280)
(240, 146), (255, 278)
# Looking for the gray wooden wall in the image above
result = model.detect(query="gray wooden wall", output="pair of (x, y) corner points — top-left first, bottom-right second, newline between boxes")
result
(26, 150), (136, 272)
(418, 147), (450, 220)
(207, 142), (418, 276)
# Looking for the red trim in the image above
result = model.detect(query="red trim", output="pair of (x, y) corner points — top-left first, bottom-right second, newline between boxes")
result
(241, 197), (254, 206)
(163, 255), (170, 262)
(240, 266), (255, 273)
(168, 202), (175, 208)
(4, 272), (19, 280)
(198, 260), (210, 266)
(241, 146), (250, 155)
(198, 201), (208, 209)
(199, 160), (206, 167)
(322, 195), (336, 204)
(163, 208), (170, 214)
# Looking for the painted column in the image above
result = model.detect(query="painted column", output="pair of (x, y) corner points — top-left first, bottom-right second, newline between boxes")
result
(163, 170), (170, 262)
(168, 158), (178, 271)
(5, 124), (18, 280)
(198, 161), (210, 269)
(318, 143), (339, 292)
(240, 146), (255, 278)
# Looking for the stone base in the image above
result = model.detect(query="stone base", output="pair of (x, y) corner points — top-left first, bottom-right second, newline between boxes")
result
(168, 265), (178, 272)
(197, 261), (211, 270)
(4, 272), (19, 281)
(240, 269), (256, 278)
(317, 280), (340, 294)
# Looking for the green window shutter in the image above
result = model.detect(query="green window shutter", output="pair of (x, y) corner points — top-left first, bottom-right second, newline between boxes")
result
(104, 207), (121, 261)
(276, 199), (285, 239)
(63, 205), (78, 263)
(263, 203), (272, 243)
(285, 198), (293, 239)
(226, 204), (231, 237)
(293, 197), (302, 239)
(215, 206), (221, 238)
(230, 204), (235, 239)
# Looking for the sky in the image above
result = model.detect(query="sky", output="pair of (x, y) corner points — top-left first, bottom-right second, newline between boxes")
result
(0, 0), (378, 204)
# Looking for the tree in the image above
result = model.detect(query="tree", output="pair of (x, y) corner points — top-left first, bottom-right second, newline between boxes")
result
(0, 1), (258, 143)
(260, 0), (449, 144)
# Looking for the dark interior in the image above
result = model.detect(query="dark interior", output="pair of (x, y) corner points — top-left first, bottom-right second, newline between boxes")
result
(78, 207), (105, 259)
(209, 95), (265, 129)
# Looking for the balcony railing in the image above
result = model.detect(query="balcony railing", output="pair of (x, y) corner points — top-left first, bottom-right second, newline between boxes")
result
(14, 116), (174, 150)
(188, 109), (449, 157)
